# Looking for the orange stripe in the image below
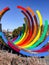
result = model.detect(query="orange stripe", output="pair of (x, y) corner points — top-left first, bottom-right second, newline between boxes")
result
(19, 7), (38, 47)
(17, 7), (34, 46)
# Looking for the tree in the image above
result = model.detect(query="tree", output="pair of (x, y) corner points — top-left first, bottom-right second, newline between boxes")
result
(12, 27), (23, 38)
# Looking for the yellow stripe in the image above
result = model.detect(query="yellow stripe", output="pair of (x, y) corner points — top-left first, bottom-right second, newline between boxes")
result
(22, 10), (43, 48)
(15, 18), (28, 44)
(37, 11), (42, 26)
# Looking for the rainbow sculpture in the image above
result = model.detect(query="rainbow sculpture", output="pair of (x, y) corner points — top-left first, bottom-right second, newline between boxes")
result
(0, 6), (49, 57)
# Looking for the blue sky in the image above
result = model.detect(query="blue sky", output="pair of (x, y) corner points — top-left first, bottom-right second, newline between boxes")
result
(0, 0), (49, 31)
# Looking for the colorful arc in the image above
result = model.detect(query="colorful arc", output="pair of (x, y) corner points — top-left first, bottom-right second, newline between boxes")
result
(0, 6), (49, 57)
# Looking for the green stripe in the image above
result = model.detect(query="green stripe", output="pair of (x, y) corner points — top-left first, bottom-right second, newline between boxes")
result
(26, 20), (48, 50)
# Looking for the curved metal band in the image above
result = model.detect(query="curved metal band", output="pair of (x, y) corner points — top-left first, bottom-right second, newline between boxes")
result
(22, 10), (43, 48)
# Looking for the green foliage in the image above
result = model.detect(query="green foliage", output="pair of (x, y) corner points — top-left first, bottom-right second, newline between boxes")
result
(12, 27), (23, 38)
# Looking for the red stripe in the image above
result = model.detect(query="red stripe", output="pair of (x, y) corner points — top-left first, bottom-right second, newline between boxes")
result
(17, 6), (26, 11)
(33, 44), (49, 53)
(8, 41), (20, 52)
(3, 7), (10, 11)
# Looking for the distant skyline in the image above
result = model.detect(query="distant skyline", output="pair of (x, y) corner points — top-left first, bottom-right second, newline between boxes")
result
(0, 0), (49, 31)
